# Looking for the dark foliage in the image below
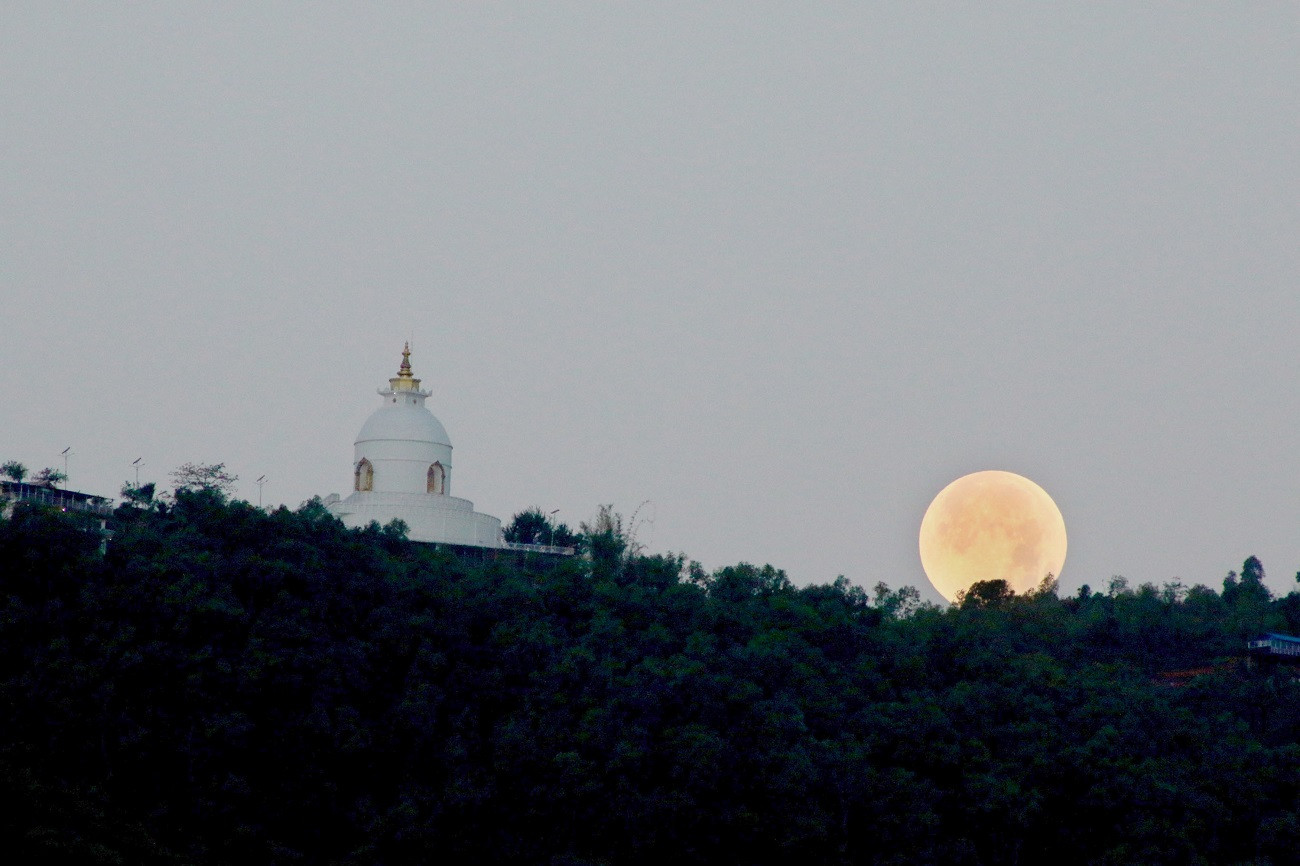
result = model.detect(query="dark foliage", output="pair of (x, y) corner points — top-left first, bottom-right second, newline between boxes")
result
(3, 496), (1300, 864)
(503, 508), (579, 549)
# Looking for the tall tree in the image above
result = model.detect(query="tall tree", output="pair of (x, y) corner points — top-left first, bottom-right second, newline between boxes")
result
(169, 462), (238, 498)
(31, 467), (66, 488)
(503, 507), (578, 547)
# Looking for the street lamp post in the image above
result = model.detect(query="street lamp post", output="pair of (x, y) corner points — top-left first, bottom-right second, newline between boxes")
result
(256, 475), (268, 508)
(549, 509), (559, 548)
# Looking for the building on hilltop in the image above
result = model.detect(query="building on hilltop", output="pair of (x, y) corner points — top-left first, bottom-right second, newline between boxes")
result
(325, 345), (516, 549)
(1, 480), (113, 522)
(1, 480), (114, 552)
(1247, 633), (1300, 663)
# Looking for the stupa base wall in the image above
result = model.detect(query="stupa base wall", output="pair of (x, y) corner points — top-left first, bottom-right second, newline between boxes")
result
(329, 492), (503, 548)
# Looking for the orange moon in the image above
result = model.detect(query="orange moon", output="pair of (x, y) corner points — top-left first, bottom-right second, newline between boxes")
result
(919, 470), (1067, 603)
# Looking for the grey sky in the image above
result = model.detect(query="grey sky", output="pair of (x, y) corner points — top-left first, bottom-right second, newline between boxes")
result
(4, 4), (1298, 603)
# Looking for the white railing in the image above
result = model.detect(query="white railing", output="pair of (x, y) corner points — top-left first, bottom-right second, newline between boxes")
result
(502, 541), (576, 556)
(1, 484), (113, 516)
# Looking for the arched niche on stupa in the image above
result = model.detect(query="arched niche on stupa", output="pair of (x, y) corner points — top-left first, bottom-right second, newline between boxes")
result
(355, 458), (374, 492)
(427, 462), (445, 495)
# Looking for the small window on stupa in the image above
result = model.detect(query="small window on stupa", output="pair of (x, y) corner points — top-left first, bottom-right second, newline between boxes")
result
(355, 459), (374, 492)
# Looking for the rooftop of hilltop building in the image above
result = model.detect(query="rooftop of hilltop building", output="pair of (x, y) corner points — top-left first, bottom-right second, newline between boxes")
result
(1, 479), (113, 517)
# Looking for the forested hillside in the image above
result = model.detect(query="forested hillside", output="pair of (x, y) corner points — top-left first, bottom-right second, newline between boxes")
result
(4, 492), (1300, 864)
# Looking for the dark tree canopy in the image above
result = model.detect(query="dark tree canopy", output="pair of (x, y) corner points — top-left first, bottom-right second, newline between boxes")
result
(31, 467), (66, 488)
(119, 481), (156, 506)
(957, 577), (1016, 608)
(503, 506), (578, 548)
(3, 496), (1300, 865)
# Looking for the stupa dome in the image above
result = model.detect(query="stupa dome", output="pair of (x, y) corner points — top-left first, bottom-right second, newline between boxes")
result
(356, 403), (450, 448)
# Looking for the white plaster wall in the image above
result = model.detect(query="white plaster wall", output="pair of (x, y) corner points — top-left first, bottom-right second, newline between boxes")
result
(330, 491), (502, 547)
(354, 438), (453, 494)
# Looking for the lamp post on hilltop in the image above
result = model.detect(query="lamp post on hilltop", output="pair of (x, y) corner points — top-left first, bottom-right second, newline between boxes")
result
(549, 509), (559, 548)
(62, 447), (71, 485)
(132, 457), (144, 487)
(256, 475), (268, 508)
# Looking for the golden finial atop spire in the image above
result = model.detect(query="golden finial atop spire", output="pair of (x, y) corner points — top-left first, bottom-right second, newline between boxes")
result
(388, 341), (425, 393)
(398, 341), (414, 379)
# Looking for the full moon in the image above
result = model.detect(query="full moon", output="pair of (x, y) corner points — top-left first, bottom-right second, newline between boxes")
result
(919, 470), (1067, 603)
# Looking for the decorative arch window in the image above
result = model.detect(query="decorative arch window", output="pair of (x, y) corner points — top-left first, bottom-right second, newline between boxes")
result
(355, 458), (374, 492)
(427, 461), (445, 495)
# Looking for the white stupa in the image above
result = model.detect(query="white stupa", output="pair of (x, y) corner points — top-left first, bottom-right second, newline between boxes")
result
(326, 345), (503, 547)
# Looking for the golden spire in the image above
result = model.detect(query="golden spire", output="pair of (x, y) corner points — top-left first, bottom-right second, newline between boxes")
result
(398, 342), (414, 379)
(389, 342), (424, 393)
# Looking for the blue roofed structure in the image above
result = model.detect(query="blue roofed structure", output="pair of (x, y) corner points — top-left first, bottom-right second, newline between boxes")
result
(1247, 633), (1300, 661)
